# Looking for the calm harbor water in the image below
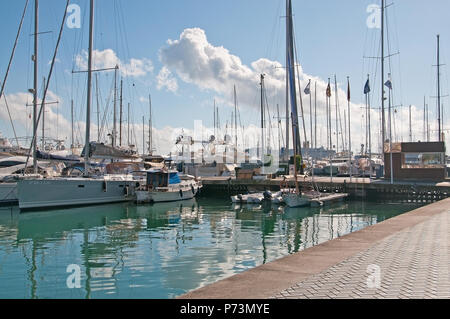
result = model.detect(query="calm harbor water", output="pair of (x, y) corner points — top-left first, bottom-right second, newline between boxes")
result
(0, 198), (425, 299)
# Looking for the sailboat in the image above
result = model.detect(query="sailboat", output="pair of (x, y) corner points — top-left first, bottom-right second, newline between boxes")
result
(281, 0), (314, 208)
(17, 0), (139, 210)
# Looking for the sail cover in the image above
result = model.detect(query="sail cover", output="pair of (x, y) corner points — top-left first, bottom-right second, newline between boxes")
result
(36, 150), (81, 163)
(81, 142), (139, 159)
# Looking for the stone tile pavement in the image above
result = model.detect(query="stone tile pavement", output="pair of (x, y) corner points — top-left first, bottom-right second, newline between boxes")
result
(272, 210), (450, 299)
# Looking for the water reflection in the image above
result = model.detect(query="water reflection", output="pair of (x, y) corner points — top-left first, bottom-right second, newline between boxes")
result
(0, 199), (423, 299)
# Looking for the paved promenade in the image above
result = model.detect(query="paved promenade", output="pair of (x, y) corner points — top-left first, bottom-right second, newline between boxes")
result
(180, 198), (450, 299)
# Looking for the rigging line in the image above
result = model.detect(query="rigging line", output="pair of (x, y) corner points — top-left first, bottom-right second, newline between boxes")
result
(0, 0), (29, 146)
(100, 75), (115, 139)
(23, 0), (71, 174)
(0, 0), (29, 100)
(1, 94), (20, 147)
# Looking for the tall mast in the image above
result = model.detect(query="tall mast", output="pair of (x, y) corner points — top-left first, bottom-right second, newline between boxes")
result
(409, 104), (412, 142)
(41, 77), (45, 150)
(437, 34), (441, 141)
(149, 94), (152, 154)
(119, 78), (123, 146)
(260, 74), (265, 159)
(347, 77), (352, 182)
(84, 0), (94, 175)
(95, 73), (100, 142)
(309, 79), (312, 149)
(71, 99), (74, 150)
(32, 0), (38, 174)
(334, 75), (339, 153)
(127, 103), (130, 146)
(234, 85), (238, 164)
(277, 104), (281, 153)
(285, 0), (290, 162)
(423, 96), (426, 141)
(113, 65), (118, 147)
(314, 81), (317, 149)
(381, 0), (386, 148)
(286, 0), (303, 175)
(367, 75), (372, 171)
(142, 116), (145, 155)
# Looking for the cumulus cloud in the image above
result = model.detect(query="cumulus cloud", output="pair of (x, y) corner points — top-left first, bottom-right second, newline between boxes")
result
(156, 67), (178, 92)
(75, 49), (154, 77)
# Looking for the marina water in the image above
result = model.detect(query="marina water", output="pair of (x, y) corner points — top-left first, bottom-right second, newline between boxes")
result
(0, 198), (425, 299)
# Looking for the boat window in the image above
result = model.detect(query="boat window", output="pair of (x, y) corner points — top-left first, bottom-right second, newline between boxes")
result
(402, 152), (445, 169)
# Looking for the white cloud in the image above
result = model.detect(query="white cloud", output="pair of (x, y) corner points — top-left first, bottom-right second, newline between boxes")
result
(156, 67), (178, 92)
(75, 49), (153, 78)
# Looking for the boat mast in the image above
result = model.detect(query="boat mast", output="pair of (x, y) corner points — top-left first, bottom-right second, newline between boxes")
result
(367, 75), (372, 176)
(149, 94), (152, 155)
(84, 0), (94, 176)
(127, 102), (130, 146)
(409, 104), (412, 142)
(285, 2), (290, 162)
(112, 65), (118, 147)
(234, 85), (238, 164)
(142, 116), (145, 156)
(41, 77), (45, 150)
(286, 0), (303, 178)
(71, 99), (74, 150)
(95, 73), (100, 142)
(213, 99), (216, 138)
(314, 81), (317, 150)
(32, 0), (39, 174)
(423, 96), (426, 141)
(334, 75), (339, 153)
(381, 0), (386, 149)
(119, 78), (123, 147)
(437, 34), (442, 141)
(260, 74), (265, 160)
(347, 77), (352, 183)
(309, 79), (312, 150)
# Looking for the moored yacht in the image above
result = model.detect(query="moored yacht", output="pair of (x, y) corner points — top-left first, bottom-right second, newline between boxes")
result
(18, 174), (138, 210)
(136, 169), (202, 203)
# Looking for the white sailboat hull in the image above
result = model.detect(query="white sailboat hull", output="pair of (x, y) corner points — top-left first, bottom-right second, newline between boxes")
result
(282, 193), (311, 208)
(18, 177), (137, 210)
(136, 182), (201, 203)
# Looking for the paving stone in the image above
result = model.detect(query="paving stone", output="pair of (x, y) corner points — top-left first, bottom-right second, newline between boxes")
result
(273, 211), (450, 299)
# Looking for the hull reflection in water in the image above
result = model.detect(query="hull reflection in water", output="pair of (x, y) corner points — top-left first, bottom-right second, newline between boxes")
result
(0, 198), (425, 299)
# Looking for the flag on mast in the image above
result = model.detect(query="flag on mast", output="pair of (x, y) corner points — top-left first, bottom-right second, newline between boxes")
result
(364, 79), (371, 94)
(326, 81), (331, 97)
(384, 79), (392, 90)
(304, 80), (311, 95)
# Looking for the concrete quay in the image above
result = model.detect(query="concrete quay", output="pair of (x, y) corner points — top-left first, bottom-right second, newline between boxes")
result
(179, 198), (450, 299)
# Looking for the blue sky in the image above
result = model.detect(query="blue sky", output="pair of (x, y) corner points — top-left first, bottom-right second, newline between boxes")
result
(0, 0), (449, 154)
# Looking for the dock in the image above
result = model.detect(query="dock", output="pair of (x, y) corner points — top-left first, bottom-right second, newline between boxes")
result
(200, 176), (450, 201)
(310, 193), (348, 207)
(179, 197), (450, 299)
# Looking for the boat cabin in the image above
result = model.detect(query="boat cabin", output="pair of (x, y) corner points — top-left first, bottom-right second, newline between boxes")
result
(145, 170), (181, 190)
